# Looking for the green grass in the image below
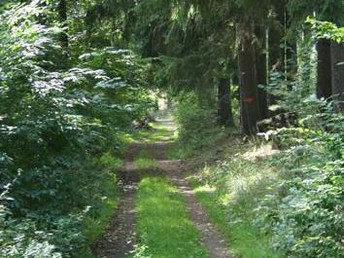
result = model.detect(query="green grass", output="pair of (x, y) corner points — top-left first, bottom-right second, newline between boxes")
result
(192, 185), (278, 258)
(98, 152), (123, 170)
(82, 174), (118, 257)
(133, 177), (207, 258)
(166, 142), (181, 160)
(133, 126), (176, 143)
(83, 198), (118, 244)
(126, 111), (177, 144)
(134, 157), (158, 169)
(189, 142), (284, 258)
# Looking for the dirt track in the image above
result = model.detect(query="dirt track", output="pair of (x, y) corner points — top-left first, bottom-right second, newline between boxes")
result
(95, 114), (234, 258)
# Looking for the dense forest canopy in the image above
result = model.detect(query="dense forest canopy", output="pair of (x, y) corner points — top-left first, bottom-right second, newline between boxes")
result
(0, 0), (343, 257)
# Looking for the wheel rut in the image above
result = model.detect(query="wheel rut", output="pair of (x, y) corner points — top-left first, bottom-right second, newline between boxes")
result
(95, 115), (234, 258)
(170, 175), (234, 258)
(95, 175), (137, 258)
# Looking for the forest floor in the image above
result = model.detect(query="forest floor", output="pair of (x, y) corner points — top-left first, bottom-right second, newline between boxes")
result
(95, 110), (234, 258)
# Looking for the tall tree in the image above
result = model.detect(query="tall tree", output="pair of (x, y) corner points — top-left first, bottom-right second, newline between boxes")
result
(316, 38), (332, 99)
(255, 25), (269, 120)
(331, 41), (344, 111)
(218, 78), (234, 127)
(58, 0), (68, 57)
(238, 19), (260, 134)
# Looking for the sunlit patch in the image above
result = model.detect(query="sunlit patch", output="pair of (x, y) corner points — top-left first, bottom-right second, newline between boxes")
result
(194, 184), (216, 194)
(241, 144), (280, 161)
(218, 193), (232, 206)
(134, 157), (158, 169)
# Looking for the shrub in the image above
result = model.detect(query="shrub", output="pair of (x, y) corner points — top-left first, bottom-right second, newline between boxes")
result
(0, 2), (147, 256)
(174, 93), (224, 156)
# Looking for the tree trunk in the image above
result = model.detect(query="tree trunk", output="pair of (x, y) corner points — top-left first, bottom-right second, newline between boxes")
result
(285, 41), (297, 83)
(268, 21), (283, 110)
(238, 21), (260, 135)
(218, 78), (234, 127)
(255, 25), (268, 120)
(331, 41), (344, 112)
(38, 1), (47, 25)
(58, 0), (69, 58)
(316, 38), (332, 99)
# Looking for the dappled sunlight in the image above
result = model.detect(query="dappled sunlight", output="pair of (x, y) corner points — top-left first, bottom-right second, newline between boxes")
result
(190, 139), (285, 257)
(3, 0), (342, 257)
(241, 143), (280, 161)
(193, 184), (216, 194)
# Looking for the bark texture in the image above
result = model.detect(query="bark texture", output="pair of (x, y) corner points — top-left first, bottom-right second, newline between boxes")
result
(331, 41), (344, 112)
(238, 21), (260, 135)
(58, 0), (69, 57)
(218, 78), (234, 127)
(316, 38), (332, 99)
(255, 25), (268, 120)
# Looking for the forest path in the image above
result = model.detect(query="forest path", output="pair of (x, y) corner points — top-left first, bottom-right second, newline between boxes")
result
(95, 110), (234, 258)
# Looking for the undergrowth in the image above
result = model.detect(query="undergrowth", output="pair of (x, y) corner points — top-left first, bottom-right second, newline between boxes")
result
(0, 3), (152, 257)
(175, 92), (343, 258)
(190, 141), (282, 258)
(184, 114), (344, 258)
(174, 93), (228, 157)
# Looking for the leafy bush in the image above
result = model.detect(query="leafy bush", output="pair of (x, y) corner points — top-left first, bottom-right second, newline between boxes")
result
(255, 26), (344, 257)
(174, 93), (224, 156)
(0, 185), (62, 258)
(0, 2), (150, 256)
(256, 150), (344, 257)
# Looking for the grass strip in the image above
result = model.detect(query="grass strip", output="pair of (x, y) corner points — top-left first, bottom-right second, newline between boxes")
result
(134, 157), (158, 169)
(133, 177), (207, 258)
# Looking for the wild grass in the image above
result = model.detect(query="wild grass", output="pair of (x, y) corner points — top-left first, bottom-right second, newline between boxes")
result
(83, 198), (118, 249)
(190, 141), (283, 258)
(136, 127), (175, 142)
(133, 157), (158, 169)
(79, 153), (120, 257)
(133, 177), (207, 258)
(129, 110), (177, 144)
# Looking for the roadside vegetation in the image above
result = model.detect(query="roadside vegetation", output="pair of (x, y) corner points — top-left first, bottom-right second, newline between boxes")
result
(0, 2), (154, 257)
(175, 90), (344, 258)
(190, 141), (281, 258)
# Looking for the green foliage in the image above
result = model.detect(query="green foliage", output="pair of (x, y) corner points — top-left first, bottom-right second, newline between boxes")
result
(256, 147), (344, 257)
(258, 26), (344, 257)
(0, 186), (62, 258)
(98, 152), (123, 171)
(134, 158), (158, 170)
(266, 42), (317, 117)
(288, 0), (344, 34)
(174, 93), (225, 157)
(307, 17), (344, 42)
(191, 141), (281, 258)
(0, 1), (150, 257)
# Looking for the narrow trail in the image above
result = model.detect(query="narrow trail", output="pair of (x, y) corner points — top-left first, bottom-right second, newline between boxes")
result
(170, 176), (234, 258)
(95, 111), (234, 258)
